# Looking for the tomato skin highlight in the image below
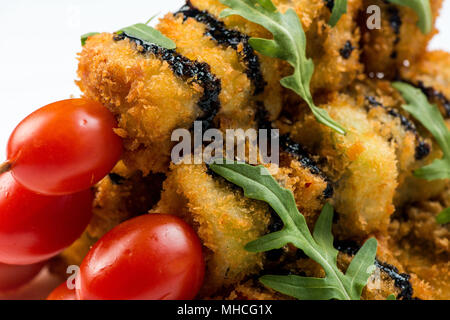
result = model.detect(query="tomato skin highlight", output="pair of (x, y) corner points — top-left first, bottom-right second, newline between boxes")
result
(47, 282), (77, 300)
(0, 172), (94, 265)
(77, 214), (205, 300)
(7, 99), (122, 195)
(0, 262), (44, 292)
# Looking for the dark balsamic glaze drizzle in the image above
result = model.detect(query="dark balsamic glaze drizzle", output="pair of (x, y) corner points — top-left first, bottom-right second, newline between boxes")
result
(177, 1), (266, 95)
(108, 173), (126, 185)
(324, 0), (335, 11)
(334, 240), (415, 300)
(387, 4), (402, 60)
(339, 40), (355, 60)
(255, 106), (334, 199)
(114, 32), (221, 131)
(365, 96), (430, 160)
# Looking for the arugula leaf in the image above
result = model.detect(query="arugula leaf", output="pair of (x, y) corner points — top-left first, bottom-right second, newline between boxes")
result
(392, 82), (450, 181)
(219, 0), (346, 135)
(117, 23), (176, 49)
(436, 207), (450, 225)
(386, 0), (432, 34)
(386, 294), (397, 300)
(80, 23), (176, 50)
(329, 0), (348, 27)
(81, 32), (100, 46)
(209, 160), (377, 300)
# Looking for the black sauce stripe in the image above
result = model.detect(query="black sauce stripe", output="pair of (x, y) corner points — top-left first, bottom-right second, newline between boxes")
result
(334, 240), (415, 300)
(387, 5), (402, 60)
(177, 1), (266, 95)
(324, 0), (334, 11)
(255, 106), (334, 199)
(114, 32), (221, 131)
(365, 96), (430, 160)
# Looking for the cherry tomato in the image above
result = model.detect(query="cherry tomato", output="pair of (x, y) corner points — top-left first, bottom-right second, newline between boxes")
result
(0, 172), (93, 265)
(7, 99), (122, 195)
(47, 282), (77, 300)
(77, 214), (205, 300)
(0, 262), (44, 292)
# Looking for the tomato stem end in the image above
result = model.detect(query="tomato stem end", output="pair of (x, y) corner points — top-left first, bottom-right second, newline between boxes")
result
(0, 161), (12, 175)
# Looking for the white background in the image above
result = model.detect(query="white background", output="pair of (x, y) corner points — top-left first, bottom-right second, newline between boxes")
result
(0, 0), (449, 156)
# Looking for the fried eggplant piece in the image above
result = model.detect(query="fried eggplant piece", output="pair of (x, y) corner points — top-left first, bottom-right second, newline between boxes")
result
(360, 0), (443, 79)
(190, 0), (364, 93)
(50, 162), (164, 276)
(78, 33), (216, 174)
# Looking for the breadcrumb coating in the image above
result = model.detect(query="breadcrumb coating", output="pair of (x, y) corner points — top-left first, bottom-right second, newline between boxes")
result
(157, 13), (258, 129)
(190, 0), (364, 93)
(77, 33), (204, 174)
(360, 0), (443, 79)
(278, 93), (398, 236)
(153, 162), (271, 296)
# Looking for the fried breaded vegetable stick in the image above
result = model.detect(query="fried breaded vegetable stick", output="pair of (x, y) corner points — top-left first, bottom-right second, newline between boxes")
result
(152, 162), (271, 296)
(360, 0), (443, 79)
(157, 11), (283, 128)
(278, 93), (398, 236)
(78, 33), (219, 174)
(50, 162), (164, 276)
(190, 0), (364, 93)
(349, 79), (446, 206)
(153, 151), (331, 296)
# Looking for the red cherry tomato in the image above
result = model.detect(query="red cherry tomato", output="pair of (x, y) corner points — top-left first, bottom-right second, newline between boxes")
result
(0, 262), (44, 292)
(77, 214), (205, 300)
(7, 99), (122, 195)
(47, 282), (77, 300)
(0, 172), (93, 265)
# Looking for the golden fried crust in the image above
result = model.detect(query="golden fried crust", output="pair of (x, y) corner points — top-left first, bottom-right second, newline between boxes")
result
(77, 33), (203, 174)
(279, 93), (398, 236)
(49, 162), (164, 277)
(157, 13), (256, 129)
(271, 153), (328, 227)
(224, 279), (292, 300)
(190, 0), (363, 93)
(391, 187), (450, 256)
(361, 0), (443, 79)
(387, 185), (450, 300)
(153, 162), (271, 296)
